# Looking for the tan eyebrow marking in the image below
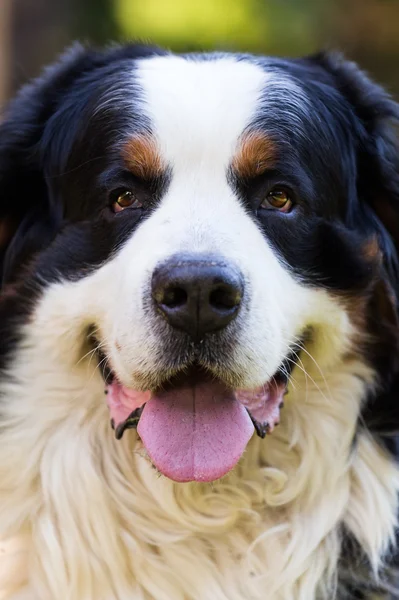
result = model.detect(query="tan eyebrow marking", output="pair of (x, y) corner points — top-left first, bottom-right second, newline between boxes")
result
(232, 132), (276, 179)
(122, 135), (165, 180)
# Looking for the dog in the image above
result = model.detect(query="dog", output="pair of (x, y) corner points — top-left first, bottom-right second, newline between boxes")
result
(0, 43), (399, 599)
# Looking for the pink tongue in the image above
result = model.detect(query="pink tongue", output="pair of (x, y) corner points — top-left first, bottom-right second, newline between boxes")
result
(137, 381), (254, 483)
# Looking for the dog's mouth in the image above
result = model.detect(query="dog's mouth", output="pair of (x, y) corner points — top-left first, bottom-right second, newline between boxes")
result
(95, 348), (295, 483)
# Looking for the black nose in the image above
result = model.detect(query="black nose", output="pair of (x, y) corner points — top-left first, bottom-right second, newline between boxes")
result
(151, 254), (244, 338)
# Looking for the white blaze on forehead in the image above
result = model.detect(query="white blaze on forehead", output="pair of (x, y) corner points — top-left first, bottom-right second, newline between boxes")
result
(135, 55), (267, 168)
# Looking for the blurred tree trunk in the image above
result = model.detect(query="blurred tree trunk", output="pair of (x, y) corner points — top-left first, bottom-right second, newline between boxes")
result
(11, 0), (72, 94)
(6, 0), (117, 98)
(0, 0), (11, 109)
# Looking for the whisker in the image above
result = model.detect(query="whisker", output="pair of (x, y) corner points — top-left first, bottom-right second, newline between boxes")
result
(76, 346), (98, 367)
(284, 355), (331, 405)
(292, 341), (331, 397)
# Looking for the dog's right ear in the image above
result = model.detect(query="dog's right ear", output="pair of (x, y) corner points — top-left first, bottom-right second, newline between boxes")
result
(0, 43), (99, 286)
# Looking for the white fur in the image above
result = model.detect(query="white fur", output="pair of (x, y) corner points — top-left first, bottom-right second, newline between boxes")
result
(0, 294), (397, 599)
(0, 55), (398, 599)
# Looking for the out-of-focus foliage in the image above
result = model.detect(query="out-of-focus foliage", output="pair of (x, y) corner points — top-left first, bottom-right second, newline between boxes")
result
(113, 0), (399, 98)
(6, 0), (399, 99)
(116, 0), (265, 51)
(114, 0), (330, 56)
(72, 0), (119, 44)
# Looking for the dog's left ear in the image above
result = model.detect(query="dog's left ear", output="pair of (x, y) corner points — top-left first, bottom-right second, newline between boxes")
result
(310, 52), (399, 441)
(310, 52), (399, 266)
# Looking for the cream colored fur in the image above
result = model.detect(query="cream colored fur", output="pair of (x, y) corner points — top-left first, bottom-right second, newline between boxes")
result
(0, 284), (398, 599)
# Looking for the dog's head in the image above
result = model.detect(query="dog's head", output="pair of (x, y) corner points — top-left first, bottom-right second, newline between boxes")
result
(1, 44), (398, 482)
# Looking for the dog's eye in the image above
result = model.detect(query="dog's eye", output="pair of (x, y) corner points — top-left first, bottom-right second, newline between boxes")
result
(112, 191), (143, 213)
(260, 188), (293, 213)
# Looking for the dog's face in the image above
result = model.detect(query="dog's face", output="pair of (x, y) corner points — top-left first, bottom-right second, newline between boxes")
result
(0, 46), (398, 483)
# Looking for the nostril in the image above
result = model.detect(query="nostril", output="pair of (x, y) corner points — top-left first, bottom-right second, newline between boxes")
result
(209, 284), (242, 311)
(162, 286), (188, 309)
(151, 254), (244, 337)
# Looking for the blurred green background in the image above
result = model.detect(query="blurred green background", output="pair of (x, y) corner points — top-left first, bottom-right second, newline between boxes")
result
(1, 0), (399, 107)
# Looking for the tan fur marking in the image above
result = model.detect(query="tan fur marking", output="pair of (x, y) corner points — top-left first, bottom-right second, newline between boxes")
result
(122, 135), (165, 180)
(232, 132), (276, 179)
(333, 236), (382, 335)
(362, 236), (381, 262)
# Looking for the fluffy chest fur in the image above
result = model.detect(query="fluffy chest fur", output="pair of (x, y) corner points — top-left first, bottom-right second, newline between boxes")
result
(0, 309), (397, 599)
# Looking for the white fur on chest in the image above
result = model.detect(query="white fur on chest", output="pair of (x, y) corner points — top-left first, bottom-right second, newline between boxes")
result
(0, 327), (397, 600)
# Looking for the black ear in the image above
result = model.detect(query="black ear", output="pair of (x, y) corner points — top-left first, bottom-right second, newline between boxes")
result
(310, 52), (399, 281)
(0, 43), (105, 286)
(311, 53), (399, 443)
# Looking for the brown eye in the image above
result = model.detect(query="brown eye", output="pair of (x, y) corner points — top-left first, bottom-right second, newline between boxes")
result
(261, 188), (293, 213)
(112, 191), (143, 213)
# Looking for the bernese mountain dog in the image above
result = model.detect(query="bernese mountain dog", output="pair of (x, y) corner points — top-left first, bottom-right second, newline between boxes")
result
(0, 43), (399, 599)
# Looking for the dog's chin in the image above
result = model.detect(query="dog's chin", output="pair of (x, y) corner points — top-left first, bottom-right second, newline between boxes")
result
(98, 357), (290, 483)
